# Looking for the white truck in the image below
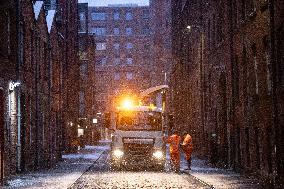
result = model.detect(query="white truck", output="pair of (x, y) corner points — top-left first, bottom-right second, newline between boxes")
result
(105, 85), (170, 170)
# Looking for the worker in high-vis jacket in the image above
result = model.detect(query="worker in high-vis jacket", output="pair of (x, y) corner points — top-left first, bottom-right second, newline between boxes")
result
(164, 130), (181, 172)
(181, 132), (193, 170)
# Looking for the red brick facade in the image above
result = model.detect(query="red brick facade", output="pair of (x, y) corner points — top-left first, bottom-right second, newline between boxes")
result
(0, 0), (80, 184)
(171, 0), (284, 185)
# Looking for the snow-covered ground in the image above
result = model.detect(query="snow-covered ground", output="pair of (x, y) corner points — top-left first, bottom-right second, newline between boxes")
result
(187, 158), (264, 189)
(3, 141), (263, 189)
(3, 144), (108, 189)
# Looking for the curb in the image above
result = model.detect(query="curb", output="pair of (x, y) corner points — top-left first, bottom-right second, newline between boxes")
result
(67, 148), (107, 189)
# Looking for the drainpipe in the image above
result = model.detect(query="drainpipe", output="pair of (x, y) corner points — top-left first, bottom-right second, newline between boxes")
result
(16, 0), (23, 172)
(268, 0), (282, 184)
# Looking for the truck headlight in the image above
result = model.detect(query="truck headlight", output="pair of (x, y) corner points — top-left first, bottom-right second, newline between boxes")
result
(113, 149), (124, 158)
(153, 150), (163, 159)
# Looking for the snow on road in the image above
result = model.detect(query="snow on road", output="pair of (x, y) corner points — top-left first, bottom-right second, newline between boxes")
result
(4, 145), (107, 189)
(71, 171), (209, 189)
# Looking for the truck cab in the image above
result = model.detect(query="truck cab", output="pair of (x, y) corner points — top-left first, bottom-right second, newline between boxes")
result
(105, 85), (169, 170)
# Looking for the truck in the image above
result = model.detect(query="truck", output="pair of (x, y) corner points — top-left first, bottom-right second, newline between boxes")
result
(104, 85), (171, 170)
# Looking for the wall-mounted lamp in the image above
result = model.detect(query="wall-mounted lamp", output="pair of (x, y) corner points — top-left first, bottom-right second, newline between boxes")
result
(185, 25), (203, 33)
(9, 81), (21, 91)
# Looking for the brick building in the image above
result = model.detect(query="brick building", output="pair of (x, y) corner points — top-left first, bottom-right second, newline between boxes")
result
(0, 0), (80, 184)
(86, 4), (154, 115)
(0, 0), (19, 184)
(55, 0), (80, 153)
(81, 2), (172, 119)
(171, 0), (283, 185)
(78, 3), (97, 144)
(150, 0), (172, 87)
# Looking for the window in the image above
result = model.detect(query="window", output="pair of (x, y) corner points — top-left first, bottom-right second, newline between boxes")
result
(114, 28), (120, 35)
(114, 58), (120, 65)
(144, 43), (150, 50)
(96, 42), (106, 50)
(114, 12), (120, 20)
(125, 12), (133, 20)
(114, 72), (120, 80)
(126, 27), (133, 35)
(126, 58), (133, 65)
(91, 12), (106, 20)
(79, 91), (85, 116)
(80, 63), (87, 79)
(91, 27), (106, 36)
(96, 57), (107, 66)
(126, 72), (133, 80)
(79, 12), (86, 20)
(113, 43), (120, 50)
(142, 10), (150, 19)
(126, 43), (133, 49)
(142, 27), (150, 35)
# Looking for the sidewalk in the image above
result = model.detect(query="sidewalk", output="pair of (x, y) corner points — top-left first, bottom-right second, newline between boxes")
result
(2, 143), (109, 189)
(180, 156), (264, 189)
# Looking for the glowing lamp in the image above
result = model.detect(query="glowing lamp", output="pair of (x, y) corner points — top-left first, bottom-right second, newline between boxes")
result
(121, 98), (133, 109)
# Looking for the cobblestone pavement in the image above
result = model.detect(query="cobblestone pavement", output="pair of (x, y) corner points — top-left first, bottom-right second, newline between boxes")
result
(3, 141), (265, 189)
(69, 152), (211, 189)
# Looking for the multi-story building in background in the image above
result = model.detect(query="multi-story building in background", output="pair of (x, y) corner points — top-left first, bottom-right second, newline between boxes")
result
(81, 1), (172, 118)
(88, 4), (154, 114)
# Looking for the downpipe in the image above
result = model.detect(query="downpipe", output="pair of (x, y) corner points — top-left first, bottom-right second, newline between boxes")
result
(16, 0), (23, 172)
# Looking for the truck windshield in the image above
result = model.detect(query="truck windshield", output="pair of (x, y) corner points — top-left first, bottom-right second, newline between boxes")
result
(117, 111), (162, 131)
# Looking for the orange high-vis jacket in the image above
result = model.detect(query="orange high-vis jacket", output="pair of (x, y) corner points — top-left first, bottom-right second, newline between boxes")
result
(182, 134), (193, 160)
(166, 134), (181, 154)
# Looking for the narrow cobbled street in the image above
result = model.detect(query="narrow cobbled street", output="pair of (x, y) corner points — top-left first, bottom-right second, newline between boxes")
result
(4, 141), (264, 189)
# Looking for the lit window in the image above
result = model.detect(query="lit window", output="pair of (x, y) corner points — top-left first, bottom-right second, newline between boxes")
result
(114, 12), (120, 20)
(91, 27), (106, 36)
(114, 72), (120, 80)
(126, 43), (133, 49)
(126, 27), (133, 35)
(114, 28), (120, 35)
(96, 42), (107, 50)
(125, 12), (133, 20)
(91, 12), (106, 20)
(126, 72), (133, 80)
(126, 58), (133, 65)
